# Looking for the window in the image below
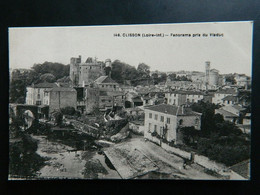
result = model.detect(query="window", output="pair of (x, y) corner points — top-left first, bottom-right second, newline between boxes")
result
(195, 118), (199, 125)
(154, 125), (157, 132)
(167, 117), (170, 124)
(102, 85), (104, 87)
(36, 101), (41, 105)
(160, 116), (164, 122)
(154, 114), (158, 120)
(37, 94), (40, 99)
(148, 123), (151, 132)
(149, 113), (152, 118)
(179, 119), (183, 125)
(173, 99), (176, 104)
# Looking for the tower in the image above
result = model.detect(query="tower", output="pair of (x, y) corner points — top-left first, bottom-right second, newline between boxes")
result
(70, 55), (81, 86)
(205, 61), (210, 90)
(105, 59), (112, 77)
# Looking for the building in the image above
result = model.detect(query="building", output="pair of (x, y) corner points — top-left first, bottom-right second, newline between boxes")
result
(25, 82), (58, 105)
(70, 56), (110, 87)
(234, 74), (251, 88)
(212, 88), (238, 105)
(43, 87), (77, 113)
(209, 69), (219, 86)
(222, 95), (239, 106)
(93, 76), (120, 91)
(215, 105), (245, 124)
(144, 104), (202, 145)
(165, 90), (204, 106)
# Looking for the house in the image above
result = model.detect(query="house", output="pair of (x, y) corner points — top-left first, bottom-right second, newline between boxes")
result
(25, 82), (58, 105)
(165, 90), (204, 106)
(222, 95), (239, 106)
(125, 107), (144, 116)
(43, 87), (77, 114)
(215, 105), (245, 124)
(93, 76), (120, 91)
(144, 104), (202, 145)
(212, 88), (238, 105)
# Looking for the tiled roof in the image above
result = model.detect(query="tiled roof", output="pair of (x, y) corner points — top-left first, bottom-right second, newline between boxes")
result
(48, 87), (76, 92)
(33, 82), (58, 88)
(94, 76), (117, 84)
(231, 105), (246, 111)
(132, 96), (143, 103)
(222, 95), (238, 101)
(229, 159), (250, 179)
(145, 104), (201, 116)
(215, 109), (238, 118)
(217, 88), (237, 94)
(168, 90), (205, 95)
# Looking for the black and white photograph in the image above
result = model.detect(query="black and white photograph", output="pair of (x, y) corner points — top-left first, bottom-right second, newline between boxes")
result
(8, 21), (252, 180)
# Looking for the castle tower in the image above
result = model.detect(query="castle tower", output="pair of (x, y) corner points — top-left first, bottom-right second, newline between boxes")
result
(70, 55), (81, 86)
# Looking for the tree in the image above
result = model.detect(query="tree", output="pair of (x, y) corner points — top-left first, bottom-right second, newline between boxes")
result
(60, 106), (76, 115)
(168, 73), (177, 81)
(137, 63), (150, 78)
(32, 62), (70, 80)
(225, 74), (236, 84)
(111, 60), (138, 84)
(39, 73), (56, 83)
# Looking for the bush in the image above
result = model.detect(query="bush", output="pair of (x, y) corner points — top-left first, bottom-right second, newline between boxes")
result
(61, 107), (76, 116)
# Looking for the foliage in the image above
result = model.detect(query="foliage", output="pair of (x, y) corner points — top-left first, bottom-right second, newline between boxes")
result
(39, 73), (56, 83)
(9, 80), (27, 103)
(137, 63), (150, 78)
(111, 60), (139, 84)
(32, 62), (70, 80)
(225, 74), (236, 84)
(60, 106), (76, 116)
(9, 126), (46, 177)
(185, 102), (251, 166)
(180, 126), (199, 146)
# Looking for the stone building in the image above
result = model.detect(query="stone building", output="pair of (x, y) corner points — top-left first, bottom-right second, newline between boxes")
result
(144, 104), (202, 145)
(25, 82), (58, 105)
(93, 76), (120, 91)
(212, 88), (238, 105)
(165, 90), (204, 106)
(70, 55), (111, 87)
(43, 87), (77, 113)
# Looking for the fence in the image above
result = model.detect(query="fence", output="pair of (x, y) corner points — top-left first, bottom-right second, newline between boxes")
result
(149, 137), (227, 173)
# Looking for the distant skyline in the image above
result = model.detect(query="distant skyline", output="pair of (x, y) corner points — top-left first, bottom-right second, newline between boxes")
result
(9, 21), (253, 75)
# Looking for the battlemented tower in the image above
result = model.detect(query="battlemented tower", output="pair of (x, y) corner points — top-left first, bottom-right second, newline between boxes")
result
(70, 56), (109, 87)
(205, 61), (210, 90)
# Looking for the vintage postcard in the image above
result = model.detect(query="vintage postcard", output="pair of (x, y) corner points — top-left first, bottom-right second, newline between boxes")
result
(9, 21), (252, 180)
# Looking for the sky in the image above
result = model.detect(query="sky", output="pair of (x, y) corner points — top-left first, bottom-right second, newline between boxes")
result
(9, 21), (253, 75)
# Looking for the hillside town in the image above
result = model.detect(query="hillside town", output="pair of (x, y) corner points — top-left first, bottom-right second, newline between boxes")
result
(9, 56), (251, 180)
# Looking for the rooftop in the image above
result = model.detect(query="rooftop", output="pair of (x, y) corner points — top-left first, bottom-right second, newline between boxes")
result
(222, 95), (238, 101)
(145, 104), (201, 116)
(47, 87), (76, 92)
(229, 159), (250, 179)
(94, 76), (118, 84)
(168, 90), (205, 95)
(215, 109), (239, 118)
(32, 82), (58, 88)
(217, 88), (237, 94)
